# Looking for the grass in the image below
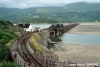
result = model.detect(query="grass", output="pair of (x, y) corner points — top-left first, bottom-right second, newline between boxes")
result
(29, 33), (45, 53)
(32, 33), (42, 41)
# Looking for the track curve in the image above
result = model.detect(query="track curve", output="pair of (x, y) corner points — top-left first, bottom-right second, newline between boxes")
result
(19, 32), (48, 67)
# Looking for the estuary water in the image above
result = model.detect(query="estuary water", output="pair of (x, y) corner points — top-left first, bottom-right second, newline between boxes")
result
(59, 33), (100, 46)
(32, 24), (100, 46)
(32, 24), (51, 29)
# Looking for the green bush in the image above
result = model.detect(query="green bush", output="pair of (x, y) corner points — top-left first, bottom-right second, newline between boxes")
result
(0, 27), (18, 62)
(0, 47), (8, 61)
(0, 61), (21, 67)
(0, 30), (18, 44)
(0, 20), (19, 62)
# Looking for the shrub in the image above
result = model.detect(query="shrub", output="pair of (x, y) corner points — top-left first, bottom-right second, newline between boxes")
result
(0, 61), (21, 67)
(0, 30), (18, 61)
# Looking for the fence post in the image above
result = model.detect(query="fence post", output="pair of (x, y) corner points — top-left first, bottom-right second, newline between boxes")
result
(63, 62), (65, 67)
(38, 52), (39, 58)
(29, 63), (30, 67)
(20, 61), (21, 66)
(24, 63), (25, 67)
(43, 55), (44, 62)
(54, 61), (56, 67)
(45, 57), (47, 63)
(47, 60), (48, 67)
(40, 52), (42, 59)
(18, 60), (19, 64)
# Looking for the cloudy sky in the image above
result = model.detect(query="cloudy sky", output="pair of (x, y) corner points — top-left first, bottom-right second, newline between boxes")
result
(0, 0), (100, 9)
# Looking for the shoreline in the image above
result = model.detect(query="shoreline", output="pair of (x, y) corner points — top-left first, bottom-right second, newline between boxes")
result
(50, 24), (100, 65)
(61, 42), (100, 47)
(67, 32), (100, 34)
(52, 42), (100, 65)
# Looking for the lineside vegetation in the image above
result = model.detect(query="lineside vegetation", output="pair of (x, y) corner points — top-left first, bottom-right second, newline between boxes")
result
(29, 33), (45, 53)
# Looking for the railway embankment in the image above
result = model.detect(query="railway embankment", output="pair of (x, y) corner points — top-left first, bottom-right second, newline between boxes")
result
(16, 23), (79, 67)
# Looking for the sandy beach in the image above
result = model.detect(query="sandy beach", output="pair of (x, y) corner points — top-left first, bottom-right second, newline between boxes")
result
(53, 42), (100, 65)
(68, 23), (100, 34)
(51, 23), (100, 66)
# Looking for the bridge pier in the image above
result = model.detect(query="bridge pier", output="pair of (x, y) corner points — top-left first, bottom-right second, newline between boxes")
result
(48, 23), (79, 37)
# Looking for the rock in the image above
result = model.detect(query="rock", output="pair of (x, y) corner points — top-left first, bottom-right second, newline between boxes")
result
(49, 37), (62, 42)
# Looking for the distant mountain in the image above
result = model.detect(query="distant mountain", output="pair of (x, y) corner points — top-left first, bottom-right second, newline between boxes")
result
(0, 2), (100, 23)
(63, 2), (100, 11)
(0, 7), (37, 14)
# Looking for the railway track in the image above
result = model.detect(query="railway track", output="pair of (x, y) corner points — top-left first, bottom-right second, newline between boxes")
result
(19, 33), (48, 67)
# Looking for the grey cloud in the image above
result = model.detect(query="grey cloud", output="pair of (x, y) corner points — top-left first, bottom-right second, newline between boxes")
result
(0, 0), (100, 9)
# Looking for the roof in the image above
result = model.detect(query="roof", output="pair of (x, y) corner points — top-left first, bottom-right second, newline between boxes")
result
(18, 24), (30, 28)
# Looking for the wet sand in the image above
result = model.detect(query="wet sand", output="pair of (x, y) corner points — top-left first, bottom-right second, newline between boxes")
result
(54, 42), (100, 65)
(68, 23), (100, 34)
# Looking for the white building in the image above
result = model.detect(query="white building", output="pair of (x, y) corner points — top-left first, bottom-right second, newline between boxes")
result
(18, 24), (33, 32)
(33, 15), (39, 18)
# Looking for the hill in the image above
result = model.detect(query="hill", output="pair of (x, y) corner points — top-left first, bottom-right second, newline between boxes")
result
(0, 20), (20, 61)
(63, 2), (100, 11)
(0, 2), (100, 22)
